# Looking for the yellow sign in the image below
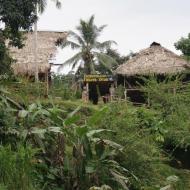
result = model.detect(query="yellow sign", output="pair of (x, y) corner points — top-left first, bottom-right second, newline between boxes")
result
(84, 75), (113, 82)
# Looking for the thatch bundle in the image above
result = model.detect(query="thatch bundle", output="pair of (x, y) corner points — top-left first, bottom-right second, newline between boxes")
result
(115, 42), (189, 76)
(10, 31), (67, 76)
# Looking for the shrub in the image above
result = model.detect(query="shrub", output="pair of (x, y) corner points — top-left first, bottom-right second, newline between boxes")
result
(0, 145), (38, 190)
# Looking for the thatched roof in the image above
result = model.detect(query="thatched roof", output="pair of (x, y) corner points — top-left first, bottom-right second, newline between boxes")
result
(10, 31), (67, 76)
(115, 42), (189, 76)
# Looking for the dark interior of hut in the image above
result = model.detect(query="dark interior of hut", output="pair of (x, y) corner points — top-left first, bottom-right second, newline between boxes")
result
(28, 73), (46, 82)
(117, 74), (190, 105)
(88, 82), (112, 104)
(117, 75), (146, 104)
(28, 71), (51, 83)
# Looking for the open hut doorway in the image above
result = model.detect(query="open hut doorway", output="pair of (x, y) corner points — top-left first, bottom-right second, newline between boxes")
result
(88, 82), (112, 104)
(83, 75), (114, 104)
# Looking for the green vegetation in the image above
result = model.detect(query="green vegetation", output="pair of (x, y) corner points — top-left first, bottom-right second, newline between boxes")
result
(0, 34), (13, 75)
(0, 85), (129, 190)
(1, 76), (190, 189)
(37, 0), (61, 14)
(175, 33), (190, 57)
(0, 0), (37, 47)
(0, 0), (39, 75)
(1, 1), (190, 189)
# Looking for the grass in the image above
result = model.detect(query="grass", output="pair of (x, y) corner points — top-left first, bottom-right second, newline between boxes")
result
(0, 145), (37, 190)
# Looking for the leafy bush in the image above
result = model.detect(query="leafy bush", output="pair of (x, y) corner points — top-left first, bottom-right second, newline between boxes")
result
(1, 76), (190, 189)
(87, 100), (190, 189)
(0, 145), (38, 190)
(50, 74), (82, 100)
(0, 89), (131, 190)
(142, 77), (190, 149)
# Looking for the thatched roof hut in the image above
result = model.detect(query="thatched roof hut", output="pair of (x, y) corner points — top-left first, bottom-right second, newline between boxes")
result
(10, 31), (67, 76)
(115, 42), (189, 76)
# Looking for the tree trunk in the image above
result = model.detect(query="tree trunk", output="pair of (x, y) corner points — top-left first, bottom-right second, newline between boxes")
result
(34, 5), (39, 82)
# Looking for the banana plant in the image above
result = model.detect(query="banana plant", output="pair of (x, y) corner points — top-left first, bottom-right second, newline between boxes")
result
(64, 124), (130, 190)
(0, 86), (23, 110)
(0, 92), (132, 189)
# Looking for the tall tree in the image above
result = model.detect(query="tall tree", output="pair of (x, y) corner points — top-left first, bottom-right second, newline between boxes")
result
(56, 15), (117, 75)
(175, 33), (190, 59)
(0, 0), (37, 47)
(0, 0), (38, 75)
(34, 0), (62, 82)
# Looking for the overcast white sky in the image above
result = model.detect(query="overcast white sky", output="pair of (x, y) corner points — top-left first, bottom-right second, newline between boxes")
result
(37, 0), (190, 73)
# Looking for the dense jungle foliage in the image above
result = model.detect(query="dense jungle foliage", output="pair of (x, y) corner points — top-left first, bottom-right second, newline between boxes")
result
(1, 1), (190, 189)
(1, 76), (190, 190)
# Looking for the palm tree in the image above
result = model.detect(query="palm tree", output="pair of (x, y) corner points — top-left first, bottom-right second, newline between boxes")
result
(37, 0), (61, 13)
(34, 0), (61, 82)
(56, 15), (118, 75)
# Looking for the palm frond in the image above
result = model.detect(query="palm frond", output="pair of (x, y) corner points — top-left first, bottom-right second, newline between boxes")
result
(97, 24), (107, 33)
(89, 15), (95, 27)
(94, 52), (118, 70)
(68, 31), (85, 47)
(56, 38), (81, 50)
(77, 20), (91, 44)
(37, 0), (47, 14)
(72, 59), (81, 70)
(95, 40), (117, 51)
(76, 20), (86, 35)
(93, 25), (107, 39)
(51, 0), (62, 9)
(58, 52), (82, 71)
(37, 0), (61, 14)
(77, 15), (98, 45)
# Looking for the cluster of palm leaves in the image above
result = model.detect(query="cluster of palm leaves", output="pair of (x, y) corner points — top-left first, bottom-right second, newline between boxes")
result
(56, 15), (118, 74)
(37, 0), (61, 13)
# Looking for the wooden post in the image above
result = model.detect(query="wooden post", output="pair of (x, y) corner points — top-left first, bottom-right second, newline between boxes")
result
(34, 4), (39, 82)
(124, 75), (126, 88)
(173, 87), (176, 95)
(115, 75), (118, 88)
(110, 84), (115, 102)
(45, 71), (49, 97)
(124, 75), (127, 101)
(124, 89), (127, 101)
(86, 83), (89, 102)
(148, 92), (150, 107)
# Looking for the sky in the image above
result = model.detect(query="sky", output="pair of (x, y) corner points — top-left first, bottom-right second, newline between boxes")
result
(37, 0), (190, 73)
